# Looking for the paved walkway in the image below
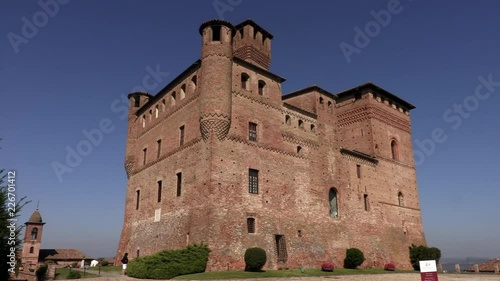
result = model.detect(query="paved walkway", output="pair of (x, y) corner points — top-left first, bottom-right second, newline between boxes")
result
(67, 273), (500, 281)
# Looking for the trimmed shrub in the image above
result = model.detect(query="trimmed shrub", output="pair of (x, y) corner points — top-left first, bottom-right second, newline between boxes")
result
(409, 244), (441, 271)
(343, 248), (365, 269)
(126, 243), (210, 279)
(321, 262), (335, 271)
(384, 263), (396, 271)
(244, 247), (267, 271)
(36, 265), (48, 281)
(100, 260), (109, 266)
(67, 271), (81, 279)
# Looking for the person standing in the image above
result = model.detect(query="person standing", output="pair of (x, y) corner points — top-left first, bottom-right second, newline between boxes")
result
(121, 253), (129, 275)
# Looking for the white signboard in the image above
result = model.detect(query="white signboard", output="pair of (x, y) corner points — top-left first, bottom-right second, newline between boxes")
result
(419, 260), (437, 273)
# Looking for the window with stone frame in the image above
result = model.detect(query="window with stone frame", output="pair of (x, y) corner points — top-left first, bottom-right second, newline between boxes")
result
(329, 188), (338, 218)
(275, 235), (287, 262)
(247, 217), (256, 233)
(249, 122), (257, 141)
(248, 169), (259, 194)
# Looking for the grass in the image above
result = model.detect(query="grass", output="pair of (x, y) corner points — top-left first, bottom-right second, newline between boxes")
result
(54, 268), (98, 280)
(174, 268), (417, 280)
(85, 265), (122, 273)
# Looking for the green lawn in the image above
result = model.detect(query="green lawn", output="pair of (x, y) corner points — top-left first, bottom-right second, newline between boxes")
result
(174, 268), (416, 280)
(54, 268), (98, 280)
(86, 265), (122, 273)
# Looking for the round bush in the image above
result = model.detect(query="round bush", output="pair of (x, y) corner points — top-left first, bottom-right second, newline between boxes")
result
(344, 248), (365, 269)
(244, 247), (267, 272)
(100, 260), (109, 266)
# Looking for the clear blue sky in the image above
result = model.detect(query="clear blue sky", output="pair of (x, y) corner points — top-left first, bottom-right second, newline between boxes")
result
(1, 1), (499, 259)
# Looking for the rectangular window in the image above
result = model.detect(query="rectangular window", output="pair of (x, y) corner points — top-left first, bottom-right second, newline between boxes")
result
(247, 218), (255, 233)
(157, 139), (162, 158)
(176, 172), (182, 197)
(248, 169), (259, 194)
(142, 148), (147, 165)
(275, 235), (288, 262)
(157, 180), (162, 203)
(356, 164), (361, 178)
(249, 122), (257, 141)
(179, 125), (185, 146)
(136, 190), (140, 210)
(364, 194), (370, 211)
(154, 208), (161, 222)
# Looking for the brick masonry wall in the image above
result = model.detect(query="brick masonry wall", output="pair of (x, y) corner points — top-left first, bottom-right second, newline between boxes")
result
(116, 20), (426, 272)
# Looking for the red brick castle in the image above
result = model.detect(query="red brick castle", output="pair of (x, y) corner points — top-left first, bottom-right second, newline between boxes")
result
(116, 19), (426, 270)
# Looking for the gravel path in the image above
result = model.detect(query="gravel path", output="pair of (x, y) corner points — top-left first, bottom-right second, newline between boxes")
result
(73, 273), (500, 281)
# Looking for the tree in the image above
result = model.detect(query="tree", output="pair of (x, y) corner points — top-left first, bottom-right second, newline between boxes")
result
(0, 160), (30, 279)
(409, 244), (441, 271)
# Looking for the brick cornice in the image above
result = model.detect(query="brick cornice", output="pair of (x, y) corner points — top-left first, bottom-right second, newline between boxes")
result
(282, 133), (319, 149)
(138, 92), (200, 138)
(378, 201), (421, 211)
(130, 137), (202, 177)
(227, 134), (306, 159)
(337, 106), (411, 133)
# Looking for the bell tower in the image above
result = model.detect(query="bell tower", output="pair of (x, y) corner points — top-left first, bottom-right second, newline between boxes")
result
(21, 209), (45, 272)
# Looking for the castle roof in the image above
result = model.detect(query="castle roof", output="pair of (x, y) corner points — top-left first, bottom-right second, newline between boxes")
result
(199, 19), (236, 35)
(27, 209), (43, 224)
(39, 249), (91, 261)
(283, 82), (416, 111)
(235, 19), (274, 39)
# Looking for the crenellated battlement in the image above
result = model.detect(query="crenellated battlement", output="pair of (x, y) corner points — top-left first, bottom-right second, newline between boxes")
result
(233, 20), (272, 70)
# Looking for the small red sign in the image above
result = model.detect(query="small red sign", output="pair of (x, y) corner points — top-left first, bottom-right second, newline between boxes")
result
(420, 271), (438, 281)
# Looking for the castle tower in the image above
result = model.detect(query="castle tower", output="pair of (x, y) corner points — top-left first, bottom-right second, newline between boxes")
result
(21, 209), (45, 271)
(199, 19), (235, 141)
(233, 19), (273, 69)
(124, 92), (152, 178)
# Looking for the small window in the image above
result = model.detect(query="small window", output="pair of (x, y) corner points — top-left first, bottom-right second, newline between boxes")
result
(364, 194), (370, 211)
(31, 228), (38, 240)
(241, 73), (250, 90)
(142, 148), (147, 165)
(180, 84), (186, 100)
(136, 190), (140, 210)
(329, 188), (338, 218)
(310, 124), (315, 132)
(179, 125), (185, 146)
(247, 218), (255, 233)
(29, 247), (34, 254)
(297, 146), (302, 154)
(191, 75), (197, 90)
(391, 140), (399, 160)
(157, 181), (162, 203)
(398, 192), (404, 207)
(157, 139), (161, 158)
(136, 249), (140, 258)
(155, 105), (159, 118)
(298, 120), (304, 129)
(212, 25), (221, 41)
(258, 80), (266, 95)
(171, 92), (176, 106)
(328, 101), (333, 110)
(176, 172), (182, 197)
(142, 115), (146, 128)
(356, 164), (361, 178)
(249, 122), (257, 142)
(133, 96), (140, 107)
(285, 115), (291, 125)
(319, 97), (324, 104)
(249, 169), (259, 194)
(149, 110), (152, 121)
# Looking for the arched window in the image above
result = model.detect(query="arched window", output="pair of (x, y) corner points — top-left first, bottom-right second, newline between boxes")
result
(211, 25), (221, 41)
(133, 96), (140, 107)
(327, 101), (333, 110)
(149, 110), (152, 121)
(171, 92), (176, 106)
(142, 115), (146, 128)
(241, 73), (250, 90)
(319, 97), (324, 104)
(155, 105), (159, 118)
(162, 99), (166, 111)
(298, 120), (304, 129)
(180, 84), (186, 100)
(191, 75), (197, 91)
(391, 139), (399, 160)
(31, 228), (38, 240)
(285, 115), (291, 125)
(398, 192), (404, 206)
(297, 146), (302, 154)
(258, 80), (266, 95)
(29, 247), (34, 254)
(329, 188), (338, 218)
(310, 124), (316, 132)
